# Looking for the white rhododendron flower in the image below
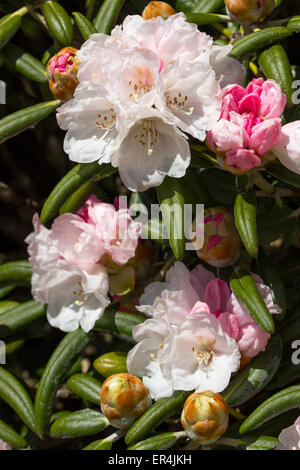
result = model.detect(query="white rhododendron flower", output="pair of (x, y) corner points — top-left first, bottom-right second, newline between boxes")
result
(57, 13), (244, 191)
(276, 417), (300, 450)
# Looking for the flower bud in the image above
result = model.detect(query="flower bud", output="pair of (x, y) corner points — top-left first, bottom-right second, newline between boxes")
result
(181, 391), (229, 444)
(191, 207), (242, 268)
(100, 373), (151, 429)
(46, 47), (79, 101)
(225, 0), (276, 24)
(142, 2), (176, 20)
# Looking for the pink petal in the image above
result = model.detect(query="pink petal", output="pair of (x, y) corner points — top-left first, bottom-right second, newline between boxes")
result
(204, 279), (231, 314)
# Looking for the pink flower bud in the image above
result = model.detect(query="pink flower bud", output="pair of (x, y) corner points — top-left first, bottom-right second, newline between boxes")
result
(181, 391), (229, 444)
(193, 207), (242, 268)
(46, 47), (80, 101)
(100, 373), (152, 429)
(142, 2), (176, 20)
(225, 0), (276, 24)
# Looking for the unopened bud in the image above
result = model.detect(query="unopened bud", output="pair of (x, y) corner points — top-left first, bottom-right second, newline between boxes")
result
(225, 0), (276, 24)
(191, 207), (242, 268)
(142, 2), (176, 20)
(181, 391), (229, 444)
(100, 373), (151, 429)
(46, 47), (79, 101)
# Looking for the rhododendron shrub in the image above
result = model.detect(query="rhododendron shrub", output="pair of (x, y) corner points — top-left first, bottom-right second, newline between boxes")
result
(1, 0), (300, 453)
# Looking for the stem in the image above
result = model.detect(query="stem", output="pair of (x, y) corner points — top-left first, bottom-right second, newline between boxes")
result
(105, 429), (126, 443)
(252, 171), (276, 194)
(212, 23), (232, 40)
(228, 406), (246, 421)
(154, 255), (176, 281)
(174, 431), (188, 439)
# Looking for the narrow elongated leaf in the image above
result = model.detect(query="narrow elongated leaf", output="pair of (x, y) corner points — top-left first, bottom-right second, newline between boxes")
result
(93, 351), (128, 378)
(265, 163), (300, 189)
(230, 27), (291, 59)
(192, 0), (224, 13)
(59, 179), (96, 215)
(223, 335), (282, 406)
(175, 0), (196, 13)
(34, 328), (96, 438)
(246, 436), (279, 450)
(0, 100), (60, 144)
(230, 270), (275, 333)
(0, 367), (35, 432)
(0, 300), (18, 315)
(0, 43), (48, 83)
(83, 439), (112, 450)
(0, 300), (46, 339)
(0, 285), (16, 300)
(50, 409), (108, 438)
(128, 432), (182, 450)
(44, 1), (74, 46)
(0, 13), (22, 50)
(0, 261), (32, 288)
(125, 391), (189, 446)
(93, 308), (145, 341)
(266, 357), (300, 391)
(66, 374), (102, 404)
(259, 45), (293, 105)
(186, 13), (228, 25)
(234, 190), (258, 258)
(93, 0), (125, 34)
(0, 418), (27, 449)
(287, 16), (300, 33)
(40, 163), (116, 224)
(257, 203), (297, 245)
(277, 306), (300, 347)
(72, 12), (97, 40)
(156, 177), (185, 260)
(240, 385), (300, 434)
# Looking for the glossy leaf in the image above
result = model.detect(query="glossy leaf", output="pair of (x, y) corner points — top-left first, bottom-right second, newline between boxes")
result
(128, 432), (182, 450)
(93, 0), (125, 34)
(230, 270), (275, 333)
(0, 43), (48, 83)
(50, 409), (108, 438)
(0, 100), (60, 144)
(287, 16), (300, 33)
(125, 391), (189, 446)
(66, 374), (102, 404)
(240, 385), (300, 434)
(93, 351), (128, 378)
(230, 27), (291, 59)
(186, 13), (228, 25)
(223, 335), (282, 406)
(59, 179), (96, 215)
(0, 260), (32, 288)
(0, 366), (35, 432)
(0, 418), (27, 449)
(259, 45), (294, 105)
(0, 285), (16, 300)
(44, 1), (74, 46)
(83, 438), (112, 450)
(246, 435), (279, 450)
(234, 189), (258, 258)
(0, 300), (46, 339)
(0, 12), (22, 50)
(72, 11), (97, 40)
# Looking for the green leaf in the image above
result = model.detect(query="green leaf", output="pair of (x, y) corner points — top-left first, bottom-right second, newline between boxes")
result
(0, 300), (19, 315)
(287, 16), (300, 34)
(230, 270), (275, 333)
(1, 338), (25, 355)
(66, 374), (102, 404)
(94, 309), (145, 341)
(199, 168), (248, 205)
(258, 251), (286, 316)
(40, 163), (116, 224)
(0, 418), (27, 449)
(50, 409), (108, 438)
(230, 27), (292, 59)
(234, 189), (258, 258)
(175, 0), (196, 13)
(128, 432), (182, 450)
(0, 100), (60, 144)
(0, 43), (48, 83)
(44, 1), (74, 46)
(192, 0), (224, 13)
(0, 260), (32, 288)
(246, 435), (279, 450)
(265, 162), (300, 189)
(186, 12), (228, 25)
(0, 366), (35, 432)
(156, 177), (185, 260)
(240, 385), (300, 434)
(125, 391), (189, 446)
(266, 356), (300, 391)
(183, 167), (214, 207)
(34, 328), (96, 438)
(223, 335), (282, 406)
(257, 203), (297, 245)
(277, 306), (300, 347)
(93, 0), (125, 34)
(59, 179), (96, 215)
(0, 300), (46, 339)
(72, 11), (97, 40)
(0, 12), (22, 50)
(83, 438), (112, 450)
(0, 285), (16, 300)
(259, 45), (294, 105)
(93, 351), (128, 378)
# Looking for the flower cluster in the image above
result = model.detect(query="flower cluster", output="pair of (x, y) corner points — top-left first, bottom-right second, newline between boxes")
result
(26, 196), (142, 332)
(127, 262), (281, 400)
(57, 13), (245, 191)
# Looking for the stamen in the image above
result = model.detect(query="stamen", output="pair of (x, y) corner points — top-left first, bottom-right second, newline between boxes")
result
(166, 92), (194, 116)
(134, 120), (159, 156)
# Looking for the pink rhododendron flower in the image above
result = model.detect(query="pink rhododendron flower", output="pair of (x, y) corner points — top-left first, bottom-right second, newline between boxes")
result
(276, 417), (300, 450)
(273, 121), (300, 175)
(57, 13), (245, 191)
(26, 196), (142, 332)
(0, 440), (12, 450)
(207, 78), (286, 174)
